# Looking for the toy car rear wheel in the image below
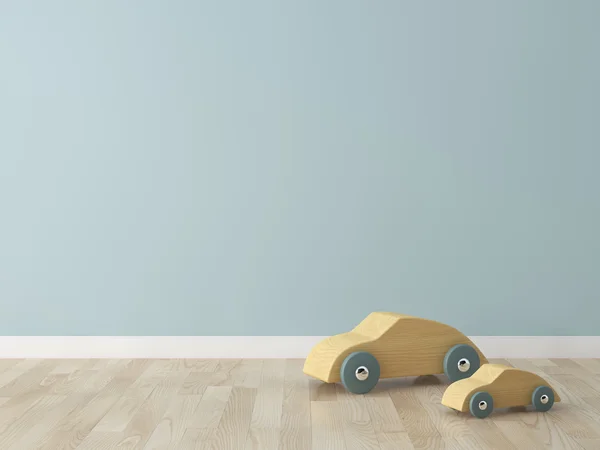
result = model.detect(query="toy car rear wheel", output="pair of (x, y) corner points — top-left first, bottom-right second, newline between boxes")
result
(443, 344), (480, 382)
(469, 391), (494, 418)
(340, 351), (380, 394)
(532, 386), (555, 412)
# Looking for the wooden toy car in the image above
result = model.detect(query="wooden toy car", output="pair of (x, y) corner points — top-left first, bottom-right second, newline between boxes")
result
(441, 364), (561, 418)
(303, 312), (487, 394)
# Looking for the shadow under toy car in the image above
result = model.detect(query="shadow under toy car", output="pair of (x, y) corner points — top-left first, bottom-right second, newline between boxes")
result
(303, 312), (488, 394)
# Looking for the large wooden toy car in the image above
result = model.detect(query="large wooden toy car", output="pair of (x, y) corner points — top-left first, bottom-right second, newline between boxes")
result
(303, 312), (488, 394)
(441, 364), (561, 418)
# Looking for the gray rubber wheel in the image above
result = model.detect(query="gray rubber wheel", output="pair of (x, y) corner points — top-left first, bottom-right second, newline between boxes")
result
(469, 391), (494, 418)
(443, 344), (480, 382)
(340, 352), (380, 394)
(532, 386), (555, 412)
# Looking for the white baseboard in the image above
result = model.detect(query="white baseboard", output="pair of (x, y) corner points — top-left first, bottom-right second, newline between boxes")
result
(0, 336), (598, 359)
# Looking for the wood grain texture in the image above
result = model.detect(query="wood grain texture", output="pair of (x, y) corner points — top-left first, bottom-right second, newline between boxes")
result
(211, 387), (257, 449)
(410, 436), (446, 450)
(144, 394), (204, 449)
(0, 394), (67, 448)
(280, 359), (311, 450)
(0, 358), (597, 449)
(336, 383), (380, 449)
(303, 312), (487, 383)
(492, 421), (547, 450)
(577, 438), (600, 449)
(388, 378), (441, 442)
(244, 428), (280, 450)
(516, 410), (583, 449)
(80, 368), (190, 449)
(376, 431), (414, 449)
(466, 417), (517, 450)
(573, 359), (600, 374)
(310, 401), (346, 450)
(192, 386), (232, 428)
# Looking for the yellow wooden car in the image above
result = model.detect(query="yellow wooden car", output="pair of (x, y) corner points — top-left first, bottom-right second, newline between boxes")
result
(303, 312), (487, 394)
(441, 364), (560, 418)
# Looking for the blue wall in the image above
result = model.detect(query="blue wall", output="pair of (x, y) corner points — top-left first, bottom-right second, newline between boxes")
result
(1, 1), (599, 336)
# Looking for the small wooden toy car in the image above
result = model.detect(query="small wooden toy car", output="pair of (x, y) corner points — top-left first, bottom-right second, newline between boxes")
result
(441, 364), (561, 418)
(303, 312), (487, 394)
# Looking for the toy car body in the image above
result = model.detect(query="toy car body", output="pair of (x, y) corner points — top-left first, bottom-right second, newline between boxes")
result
(441, 364), (561, 418)
(303, 312), (488, 393)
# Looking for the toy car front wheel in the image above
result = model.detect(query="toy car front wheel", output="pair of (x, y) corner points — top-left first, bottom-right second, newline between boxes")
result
(443, 344), (480, 382)
(532, 386), (555, 412)
(340, 351), (380, 394)
(469, 391), (494, 418)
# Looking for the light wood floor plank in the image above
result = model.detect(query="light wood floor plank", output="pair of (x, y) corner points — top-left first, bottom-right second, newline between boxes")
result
(181, 427), (215, 450)
(376, 431), (414, 449)
(48, 359), (89, 375)
(0, 359), (58, 398)
(211, 386), (257, 449)
(494, 420), (547, 450)
(191, 386), (231, 429)
(487, 358), (512, 366)
(76, 431), (125, 450)
(576, 438), (600, 449)
(36, 370), (135, 450)
(248, 360), (285, 432)
(0, 389), (43, 431)
(543, 372), (588, 406)
(553, 359), (589, 371)
(182, 359), (220, 372)
(143, 394), (204, 449)
(49, 368), (96, 396)
(548, 404), (600, 439)
(506, 358), (545, 374)
(82, 369), (190, 449)
(92, 387), (156, 433)
(365, 394), (405, 433)
(238, 359), (264, 388)
(573, 359), (600, 374)
(553, 374), (600, 398)
(0, 394), (66, 448)
(214, 359), (246, 386)
(410, 436), (446, 449)
(336, 384), (380, 449)
(0, 360), (24, 373)
(9, 393), (83, 449)
(0, 359), (43, 390)
(178, 372), (214, 395)
(309, 378), (338, 401)
(465, 417), (517, 450)
(72, 360), (132, 396)
(249, 386), (284, 429)
(582, 395), (600, 413)
(525, 412), (584, 449)
(0, 358), (597, 449)
(244, 428), (280, 450)
(388, 379), (441, 441)
(280, 359), (311, 450)
(530, 359), (558, 367)
(311, 401), (346, 450)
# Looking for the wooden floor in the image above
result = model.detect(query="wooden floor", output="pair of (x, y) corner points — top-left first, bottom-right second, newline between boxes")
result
(0, 359), (599, 449)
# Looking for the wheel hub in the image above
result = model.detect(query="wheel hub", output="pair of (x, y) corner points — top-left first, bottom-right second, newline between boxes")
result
(355, 366), (369, 381)
(457, 358), (471, 373)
